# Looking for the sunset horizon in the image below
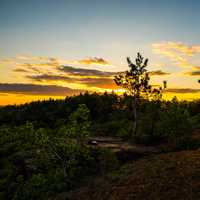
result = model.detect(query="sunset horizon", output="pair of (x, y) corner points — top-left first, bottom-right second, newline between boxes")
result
(0, 0), (199, 105)
(1, 1), (200, 199)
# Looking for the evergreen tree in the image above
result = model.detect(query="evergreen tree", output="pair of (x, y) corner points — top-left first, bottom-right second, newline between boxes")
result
(114, 53), (162, 135)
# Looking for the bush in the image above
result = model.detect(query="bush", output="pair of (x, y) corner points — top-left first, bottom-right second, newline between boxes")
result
(135, 100), (193, 145)
(136, 112), (163, 145)
(175, 136), (200, 150)
(190, 113), (200, 129)
(156, 104), (192, 139)
(91, 119), (132, 138)
(13, 174), (48, 200)
(66, 104), (91, 145)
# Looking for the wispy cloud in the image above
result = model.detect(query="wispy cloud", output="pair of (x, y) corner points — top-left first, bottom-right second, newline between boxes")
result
(184, 71), (200, 76)
(0, 83), (84, 96)
(12, 58), (119, 90)
(2, 55), (112, 69)
(58, 65), (117, 77)
(26, 74), (117, 89)
(77, 57), (111, 66)
(152, 42), (200, 68)
(0, 58), (16, 65)
(14, 60), (170, 90)
(13, 68), (30, 73)
(165, 88), (200, 94)
(16, 55), (50, 62)
(149, 70), (171, 76)
(184, 66), (200, 76)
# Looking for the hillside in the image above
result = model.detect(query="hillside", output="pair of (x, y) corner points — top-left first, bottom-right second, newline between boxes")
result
(68, 149), (200, 200)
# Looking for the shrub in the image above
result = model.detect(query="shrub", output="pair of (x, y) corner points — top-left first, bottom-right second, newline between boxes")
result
(134, 100), (193, 145)
(175, 136), (200, 150)
(156, 104), (192, 139)
(190, 113), (200, 129)
(66, 104), (91, 145)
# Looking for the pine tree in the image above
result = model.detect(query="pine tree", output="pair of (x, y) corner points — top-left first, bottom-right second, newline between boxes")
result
(114, 53), (162, 136)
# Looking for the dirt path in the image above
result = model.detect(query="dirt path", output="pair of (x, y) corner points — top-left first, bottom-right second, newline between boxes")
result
(89, 129), (200, 156)
(88, 137), (161, 155)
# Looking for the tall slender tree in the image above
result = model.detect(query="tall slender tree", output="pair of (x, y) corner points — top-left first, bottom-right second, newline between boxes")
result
(114, 53), (162, 136)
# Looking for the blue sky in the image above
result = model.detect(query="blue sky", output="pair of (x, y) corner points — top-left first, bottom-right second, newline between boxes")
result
(0, 0), (200, 104)
(1, 0), (200, 58)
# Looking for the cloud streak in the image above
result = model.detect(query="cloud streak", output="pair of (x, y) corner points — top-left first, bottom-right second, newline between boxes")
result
(184, 71), (200, 76)
(26, 74), (117, 89)
(152, 41), (200, 68)
(58, 65), (117, 77)
(165, 88), (200, 94)
(184, 66), (200, 76)
(15, 62), (171, 90)
(77, 57), (111, 66)
(149, 70), (171, 76)
(0, 83), (84, 96)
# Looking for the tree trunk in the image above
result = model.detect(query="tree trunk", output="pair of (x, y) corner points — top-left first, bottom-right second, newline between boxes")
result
(132, 95), (138, 136)
(63, 162), (68, 180)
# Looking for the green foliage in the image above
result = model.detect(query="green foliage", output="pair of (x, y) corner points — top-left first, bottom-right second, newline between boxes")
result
(93, 119), (132, 138)
(66, 104), (91, 145)
(156, 102), (192, 138)
(13, 174), (48, 200)
(114, 53), (164, 136)
(114, 53), (152, 97)
(175, 136), (200, 150)
(134, 99), (193, 145)
(190, 113), (200, 129)
(0, 121), (95, 200)
(135, 100), (163, 144)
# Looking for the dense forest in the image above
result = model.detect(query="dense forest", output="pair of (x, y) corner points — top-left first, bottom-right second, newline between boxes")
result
(0, 54), (200, 200)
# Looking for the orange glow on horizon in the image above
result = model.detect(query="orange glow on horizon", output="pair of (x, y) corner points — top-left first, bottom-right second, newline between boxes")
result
(0, 91), (199, 106)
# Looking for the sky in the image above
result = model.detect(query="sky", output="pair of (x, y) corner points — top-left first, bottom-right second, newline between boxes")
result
(0, 0), (200, 105)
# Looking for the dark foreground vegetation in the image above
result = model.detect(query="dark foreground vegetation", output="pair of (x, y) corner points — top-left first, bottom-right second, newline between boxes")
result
(0, 54), (200, 200)
(0, 93), (200, 200)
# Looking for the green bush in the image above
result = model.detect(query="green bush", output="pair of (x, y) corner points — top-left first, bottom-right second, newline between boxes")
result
(175, 136), (200, 150)
(190, 113), (200, 129)
(91, 119), (132, 138)
(13, 174), (48, 200)
(156, 105), (192, 139)
(66, 104), (91, 145)
(135, 100), (193, 145)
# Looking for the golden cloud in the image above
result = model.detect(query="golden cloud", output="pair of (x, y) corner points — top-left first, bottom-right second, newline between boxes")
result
(184, 66), (200, 76)
(149, 70), (171, 76)
(26, 74), (118, 89)
(0, 83), (84, 96)
(165, 88), (200, 94)
(192, 66), (200, 70)
(152, 42), (200, 68)
(184, 71), (200, 76)
(58, 65), (117, 77)
(78, 57), (111, 66)
(16, 55), (49, 62)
